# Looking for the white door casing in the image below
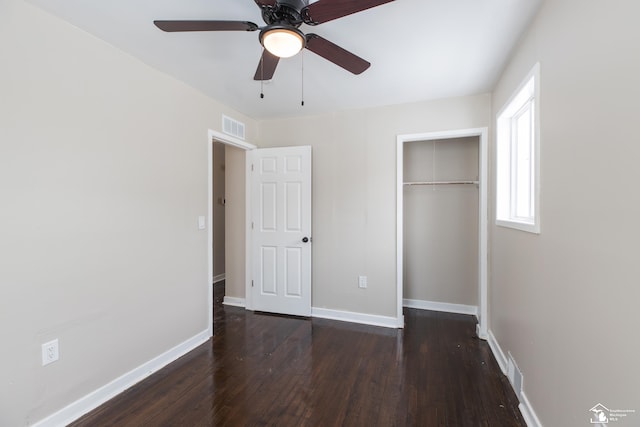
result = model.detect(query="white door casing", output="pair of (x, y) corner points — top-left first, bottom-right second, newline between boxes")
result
(250, 146), (312, 316)
(396, 128), (488, 336)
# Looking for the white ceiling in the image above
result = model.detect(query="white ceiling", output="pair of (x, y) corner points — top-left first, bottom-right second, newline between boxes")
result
(26, 0), (542, 120)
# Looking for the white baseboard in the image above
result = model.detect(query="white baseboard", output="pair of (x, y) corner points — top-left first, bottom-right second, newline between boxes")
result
(223, 296), (246, 307)
(519, 391), (543, 427)
(486, 330), (542, 427)
(221, 300), (400, 328)
(311, 307), (400, 328)
(476, 324), (488, 340)
(212, 273), (226, 284)
(403, 298), (478, 317)
(32, 330), (210, 427)
(487, 329), (508, 374)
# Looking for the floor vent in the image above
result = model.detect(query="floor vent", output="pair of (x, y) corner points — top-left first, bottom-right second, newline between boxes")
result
(222, 115), (245, 140)
(507, 352), (523, 399)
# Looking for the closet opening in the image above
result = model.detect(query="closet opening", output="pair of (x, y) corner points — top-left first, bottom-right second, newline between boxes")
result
(396, 129), (488, 338)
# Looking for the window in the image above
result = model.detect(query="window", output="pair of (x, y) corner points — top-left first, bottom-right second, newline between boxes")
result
(496, 63), (540, 233)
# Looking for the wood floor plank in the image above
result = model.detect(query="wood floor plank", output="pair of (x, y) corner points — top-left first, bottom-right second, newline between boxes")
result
(70, 283), (525, 426)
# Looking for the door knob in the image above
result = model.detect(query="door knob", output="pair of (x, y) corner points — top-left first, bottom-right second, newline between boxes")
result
(302, 237), (309, 243)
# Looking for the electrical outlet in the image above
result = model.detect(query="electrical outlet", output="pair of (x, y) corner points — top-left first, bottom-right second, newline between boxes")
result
(358, 275), (367, 289)
(42, 339), (59, 366)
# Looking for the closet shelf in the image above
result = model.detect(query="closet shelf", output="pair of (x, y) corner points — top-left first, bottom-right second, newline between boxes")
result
(403, 180), (479, 186)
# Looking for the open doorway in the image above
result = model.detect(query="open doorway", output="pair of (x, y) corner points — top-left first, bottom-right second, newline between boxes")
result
(211, 141), (226, 321)
(207, 130), (256, 337)
(211, 141), (226, 285)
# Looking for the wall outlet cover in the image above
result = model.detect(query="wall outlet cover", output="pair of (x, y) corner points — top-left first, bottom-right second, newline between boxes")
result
(42, 339), (59, 366)
(358, 276), (367, 288)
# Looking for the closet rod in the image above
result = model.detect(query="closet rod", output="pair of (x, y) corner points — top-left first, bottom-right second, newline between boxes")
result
(403, 180), (479, 186)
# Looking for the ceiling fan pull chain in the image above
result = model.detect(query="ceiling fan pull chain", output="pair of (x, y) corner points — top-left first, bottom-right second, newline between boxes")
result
(301, 50), (305, 106)
(260, 54), (265, 99)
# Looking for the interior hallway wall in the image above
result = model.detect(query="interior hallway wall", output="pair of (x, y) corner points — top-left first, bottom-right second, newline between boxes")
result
(212, 142), (226, 279)
(223, 145), (247, 299)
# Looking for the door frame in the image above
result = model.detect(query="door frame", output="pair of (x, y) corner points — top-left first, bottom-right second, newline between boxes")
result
(207, 129), (256, 337)
(396, 128), (489, 338)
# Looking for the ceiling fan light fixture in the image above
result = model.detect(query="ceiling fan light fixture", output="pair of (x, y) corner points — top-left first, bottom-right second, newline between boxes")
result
(260, 26), (305, 58)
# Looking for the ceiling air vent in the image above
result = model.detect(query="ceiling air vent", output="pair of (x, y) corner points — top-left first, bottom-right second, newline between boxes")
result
(222, 115), (246, 140)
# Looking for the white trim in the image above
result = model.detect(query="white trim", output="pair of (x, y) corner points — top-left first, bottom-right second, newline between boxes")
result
(207, 138), (214, 337)
(223, 296), (246, 307)
(212, 273), (226, 284)
(32, 330), (209, 427)
(397, 128), (489, 338)
(487, 330), (543, 426)
(478, 127), (489, 338)
(208, 129), (256, 151)
(207, 129), (256, 337)
(311, 307), (399, 329)
(495, 63), (541, 234)
(221, 299), (430, 328)
(245, 148), (254, 311)
(222, 299), (400, 327)
(396, 137), (405, 328)
(403, 298), (478, 317)
(487, 329), (508, 375)
(476, 324), (488, 340)
(519, 391), (543, 427)
(245, 150), (254, 310)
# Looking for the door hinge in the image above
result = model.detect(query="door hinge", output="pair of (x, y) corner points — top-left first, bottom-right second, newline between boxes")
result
(251, 221), (254, 230)
(251, 163), (254, 172)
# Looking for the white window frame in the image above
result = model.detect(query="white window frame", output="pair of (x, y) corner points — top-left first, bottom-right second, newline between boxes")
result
(496, 63), (540, 234)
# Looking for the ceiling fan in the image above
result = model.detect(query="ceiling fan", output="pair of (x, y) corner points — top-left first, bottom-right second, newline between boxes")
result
(154, 0), (394, 81)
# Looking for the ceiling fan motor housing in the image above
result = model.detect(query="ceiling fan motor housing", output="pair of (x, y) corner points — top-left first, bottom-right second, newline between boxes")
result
(261, 0), (309, 27)
(278, 0), (308, 11)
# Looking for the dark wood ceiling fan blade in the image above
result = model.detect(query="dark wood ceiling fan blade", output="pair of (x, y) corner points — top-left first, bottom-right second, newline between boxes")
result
(303, 0), (394, 25)
(305, 34), (370, 75)
(253, 49), (280, 81)
(154, 20), (259, 32)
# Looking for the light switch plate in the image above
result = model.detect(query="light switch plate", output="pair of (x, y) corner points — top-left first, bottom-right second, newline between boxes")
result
(198, 216), (206, 230)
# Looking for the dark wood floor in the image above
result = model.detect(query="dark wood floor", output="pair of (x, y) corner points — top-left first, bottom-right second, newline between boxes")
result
(71, 283), (525, 426)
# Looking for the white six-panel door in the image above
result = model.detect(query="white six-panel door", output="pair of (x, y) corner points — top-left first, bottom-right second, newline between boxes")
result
(250, 146), (311, 316)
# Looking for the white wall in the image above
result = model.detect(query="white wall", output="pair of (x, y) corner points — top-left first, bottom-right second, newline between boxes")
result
(258, 95), (490, 318)
(490, 0), (640, 425)
(0, 1), (257, 425)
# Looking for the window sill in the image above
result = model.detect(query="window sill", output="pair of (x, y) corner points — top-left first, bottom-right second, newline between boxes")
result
(496, 219), (540, 234)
